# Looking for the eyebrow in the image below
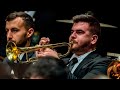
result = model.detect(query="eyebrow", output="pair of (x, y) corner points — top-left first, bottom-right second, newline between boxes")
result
(71, 29), (84, 32)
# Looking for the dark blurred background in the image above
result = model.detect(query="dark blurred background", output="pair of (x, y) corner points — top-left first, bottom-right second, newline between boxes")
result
(0, 1), (119, 58)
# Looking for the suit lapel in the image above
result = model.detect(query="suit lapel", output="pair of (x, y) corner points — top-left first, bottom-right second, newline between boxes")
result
(73, 51), (99, 75)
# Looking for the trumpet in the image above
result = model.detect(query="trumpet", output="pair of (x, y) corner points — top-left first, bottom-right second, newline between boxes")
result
(107, 59), (120, 79)
(6, 41), (73, 63)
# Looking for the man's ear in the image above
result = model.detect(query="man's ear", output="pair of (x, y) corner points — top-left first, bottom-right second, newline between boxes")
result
(27, 28), (34, 38)
(91, 35), (98, 44)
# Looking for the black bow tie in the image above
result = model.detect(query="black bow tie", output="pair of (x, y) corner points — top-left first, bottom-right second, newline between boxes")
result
(71, 58), (78, 65)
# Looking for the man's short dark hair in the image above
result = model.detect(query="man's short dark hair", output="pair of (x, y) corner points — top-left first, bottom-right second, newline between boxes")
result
(72, 14), (101, 37)
(5, 11), (35, 30)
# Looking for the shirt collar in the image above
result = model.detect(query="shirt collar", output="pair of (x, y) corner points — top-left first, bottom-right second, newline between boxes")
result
(70, 50), (95, 62)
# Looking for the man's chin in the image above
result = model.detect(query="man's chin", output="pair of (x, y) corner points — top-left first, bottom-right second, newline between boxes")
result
(70, 46), (78, 51)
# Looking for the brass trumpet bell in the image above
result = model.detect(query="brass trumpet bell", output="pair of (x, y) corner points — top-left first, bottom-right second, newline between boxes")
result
(6, 41), (73, 63)
(6, 41), (19, 62)
(107, 60), (120, 79)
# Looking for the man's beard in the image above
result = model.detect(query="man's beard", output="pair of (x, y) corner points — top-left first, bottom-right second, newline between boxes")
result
(17, 40), (28, 47)
(70, 42), (91, 54)
(7, 40), (27, 47)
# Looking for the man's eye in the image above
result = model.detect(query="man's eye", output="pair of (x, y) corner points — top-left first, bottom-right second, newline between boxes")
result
(12, 30), (18, 32)
(71, 31), (74, 34)
(76, 31), (82, 34)
(76, 30), (84, 35)
(6, 30), (8, 33)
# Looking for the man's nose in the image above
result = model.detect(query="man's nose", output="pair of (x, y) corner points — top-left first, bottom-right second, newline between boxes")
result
(71, 32), (77, 38)
(7, 31), (13, 40)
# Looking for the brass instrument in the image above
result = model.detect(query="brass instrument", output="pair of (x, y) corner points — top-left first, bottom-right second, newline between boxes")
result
(6, 41), (73, 63)
(107, 59), (120, 79)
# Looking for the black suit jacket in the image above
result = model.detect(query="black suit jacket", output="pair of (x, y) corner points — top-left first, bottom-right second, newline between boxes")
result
(63, 51), (113, 79)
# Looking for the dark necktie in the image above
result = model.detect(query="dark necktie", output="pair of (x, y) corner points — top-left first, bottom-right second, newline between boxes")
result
(68, 58), (78, 71)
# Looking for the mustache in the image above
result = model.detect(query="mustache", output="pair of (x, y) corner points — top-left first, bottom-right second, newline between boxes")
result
(69, 40), (77, 44)
(7, 40), (16, 44)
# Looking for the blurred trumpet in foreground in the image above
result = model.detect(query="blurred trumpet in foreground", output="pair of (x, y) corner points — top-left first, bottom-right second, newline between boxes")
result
(107, 60), (120, 79)
(6, 41), (73, 63)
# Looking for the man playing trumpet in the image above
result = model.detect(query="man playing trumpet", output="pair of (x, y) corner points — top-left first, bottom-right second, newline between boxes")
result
(36, 13), (113, 79)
